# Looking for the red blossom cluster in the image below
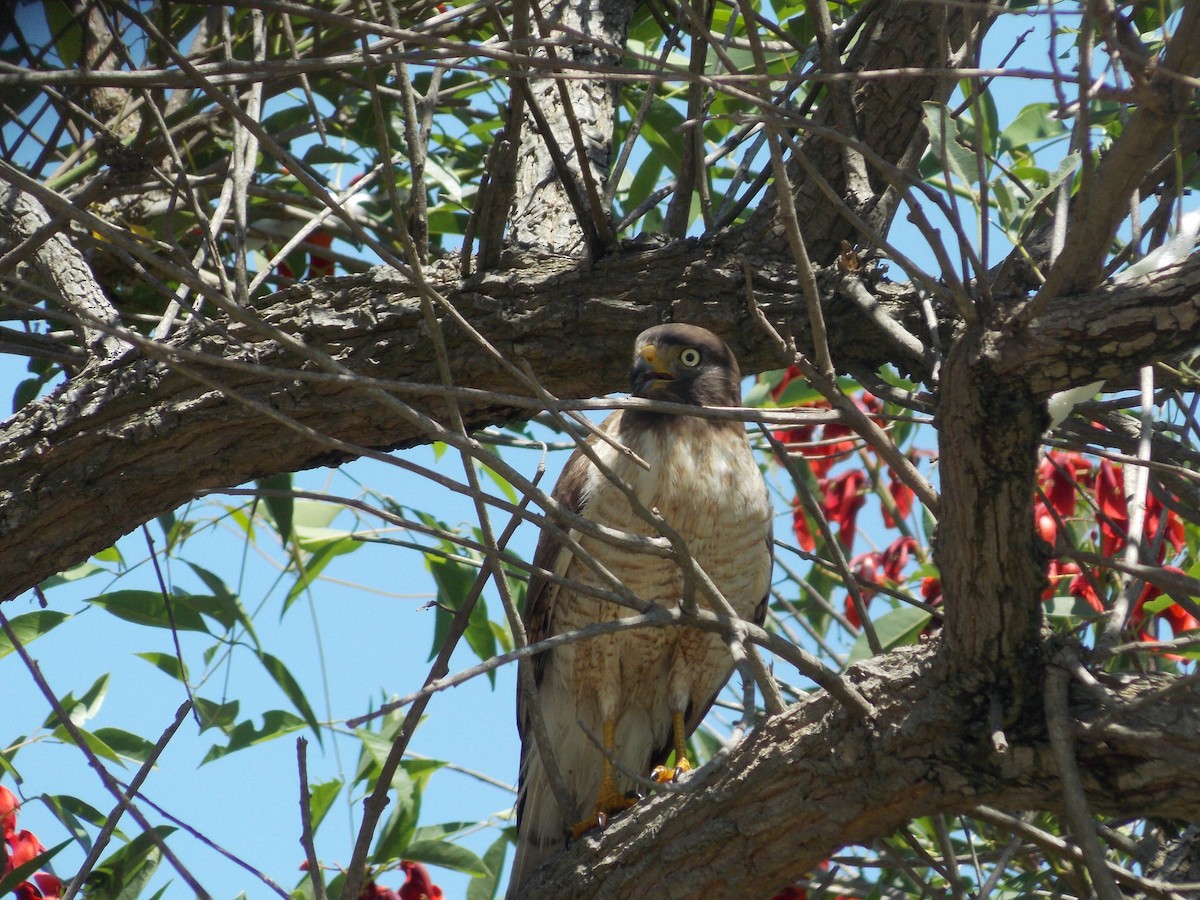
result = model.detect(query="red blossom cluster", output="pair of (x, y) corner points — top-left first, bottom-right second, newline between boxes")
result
(770, 365), (1197, 651)
(846, 537), (919, 628)
(1038, 452), (1196, 649)
(351, 861), (443, 900)
(0, 786), (61, 900)
(772, 368), (914, 554)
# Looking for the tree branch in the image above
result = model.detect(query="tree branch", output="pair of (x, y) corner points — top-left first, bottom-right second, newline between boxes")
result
(522, 645), (1200, 897)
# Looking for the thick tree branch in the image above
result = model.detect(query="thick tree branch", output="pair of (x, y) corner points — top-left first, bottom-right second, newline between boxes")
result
(522, 645), (1200, 897)
(1035, 1), (1200, 300)
(4, 242), (1200, 599)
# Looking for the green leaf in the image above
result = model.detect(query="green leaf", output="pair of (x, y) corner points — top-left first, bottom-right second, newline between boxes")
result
(53, 724), (126, 767)
(40, 561), (107, 590)
(774, 377), (824, 408)
(41, 793), (120, 848)
(403, 839), (491, 877)
(92, 727), (156, 764)
(94, 546), (124, 564)
(1044, 595), (1106, 622)
(182, 563), (258, 642)
(85, 827), (175, 899)
(307, 778), (343, 833)
(0, 610), (70, 659)
(959, 78), (999, 158)
(1140, 595), (1176, 615)
(257, 651), (322, 738)
(372, 778), (421, 863)
(354, 728), (429, 793)
(194, 697), (240, 733)
(426, 553), (497, 684)
(922, 101), (977, 189)
(292, 498), (344, 531)
(847, 606), (933, 664)
(88, 590), (209, 633)
(303, 144), (359, 165)
(256, 472), (294, 543)
(639, 100), (686, 175)
(136, 651), (189, 682)
(202, 710), (306, 764)
(467, 833), (511, 900)
(13, 376), (45, 410)
(477, 457), (518, 504)
(1014, 152), (1080, 236)
(999, 103), (1067, 154)
(0, 839), (71, 896)
(285, 532), (361, 612)
(42, 0), (83, 66)
(44, 674), (110, 729)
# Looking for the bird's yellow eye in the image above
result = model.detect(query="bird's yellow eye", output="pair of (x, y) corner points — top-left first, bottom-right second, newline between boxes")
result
(679, 347), (701, 367)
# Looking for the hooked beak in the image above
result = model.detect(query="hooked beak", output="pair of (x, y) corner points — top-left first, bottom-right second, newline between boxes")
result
(631, 343), (673, 395)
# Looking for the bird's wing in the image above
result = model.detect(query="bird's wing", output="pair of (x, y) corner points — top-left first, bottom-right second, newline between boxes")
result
(508, 418), (612, 896)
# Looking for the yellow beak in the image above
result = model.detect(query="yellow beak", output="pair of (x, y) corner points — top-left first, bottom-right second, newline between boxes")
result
(640, 343), (671, 375)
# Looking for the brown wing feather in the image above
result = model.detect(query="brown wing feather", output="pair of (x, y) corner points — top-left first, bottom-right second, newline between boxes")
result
(513, 425), (603, 832)
(520, 432), (596, 700)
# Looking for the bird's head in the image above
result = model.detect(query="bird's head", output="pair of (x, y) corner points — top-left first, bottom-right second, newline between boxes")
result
(629, 324), (742, 408)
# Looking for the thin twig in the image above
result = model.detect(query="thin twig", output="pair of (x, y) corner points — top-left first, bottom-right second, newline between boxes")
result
(61, 701), (193, 900)
(0, 609), (211, 899)
(296, 737), (328, 900)
(1044, 653), (1123, 900)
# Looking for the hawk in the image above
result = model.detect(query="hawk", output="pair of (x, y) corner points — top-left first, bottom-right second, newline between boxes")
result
(507, 323), (773, 895)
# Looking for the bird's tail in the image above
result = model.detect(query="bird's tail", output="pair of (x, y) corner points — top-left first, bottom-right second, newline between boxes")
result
(506, 742), (570, 898)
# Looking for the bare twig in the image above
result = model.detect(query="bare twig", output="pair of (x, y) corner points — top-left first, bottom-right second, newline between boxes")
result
(1044, 653), (1123, 900)
(61, 701), (194, 900)
(0, 609), (211, 899)
(296, 737), (328, 900)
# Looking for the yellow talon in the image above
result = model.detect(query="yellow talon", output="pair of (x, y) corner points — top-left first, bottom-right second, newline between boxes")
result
(651, 710), (693, 783)
(569, 720), (638, 839)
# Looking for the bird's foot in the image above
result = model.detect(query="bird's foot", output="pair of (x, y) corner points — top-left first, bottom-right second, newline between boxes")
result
(567, 787), (638, 840)
(651, 757), (692, 784)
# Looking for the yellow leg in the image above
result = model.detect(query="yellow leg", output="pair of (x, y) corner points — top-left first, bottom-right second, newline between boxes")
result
(569, 720), (638, 839)
(652, 710), (692, 783)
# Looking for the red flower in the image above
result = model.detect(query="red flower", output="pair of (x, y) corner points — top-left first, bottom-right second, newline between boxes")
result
(1066, 570), (1105, 613)
(845, 553), (878, 629)
(1042, 559), (1081, 600)
(7, 829), (44, 869)
(306, 229), (335, 278)
(360, 883), (400, 900)
(19, 873), (62, 900)
(1, 787), (61, 900)
(1129, 568), (1200, 655)
(822, 470), (867, 549)
(1039, 451), (1090, 519)
(398, 861), (444, 900)
(791, 497), (816, 553)
(0, 786), (16, 840)
(34, 873), (62, 899)
(881, 468), (915, 528)
(1092, 460), (1183, 563)
(1034, 501), (1058, 546)
(844, 538), (919, 628)
(920, 577), (942, 604)
(1095, 459), (1127, 556)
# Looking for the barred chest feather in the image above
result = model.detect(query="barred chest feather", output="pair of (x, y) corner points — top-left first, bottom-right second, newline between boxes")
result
(575, 411), (772, 616)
